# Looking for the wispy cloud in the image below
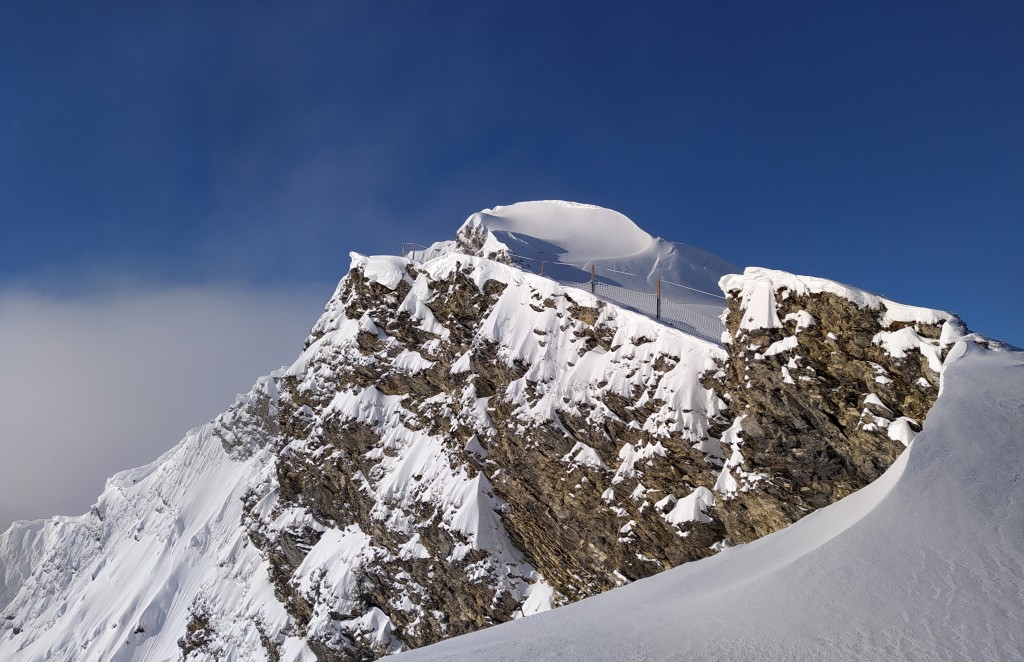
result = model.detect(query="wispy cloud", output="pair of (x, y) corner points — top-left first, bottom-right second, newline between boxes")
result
(0, 282), (329, 533)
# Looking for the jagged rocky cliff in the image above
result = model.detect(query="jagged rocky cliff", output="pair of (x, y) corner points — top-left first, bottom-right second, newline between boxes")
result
(703, 269), (969, 542)
(0, 203), (979, 661)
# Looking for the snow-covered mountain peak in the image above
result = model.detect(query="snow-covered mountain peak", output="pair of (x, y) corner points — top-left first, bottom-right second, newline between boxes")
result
(458, 200), (655, 263)
(410, 200), (740, 300)
(1, 200), (1011, 662)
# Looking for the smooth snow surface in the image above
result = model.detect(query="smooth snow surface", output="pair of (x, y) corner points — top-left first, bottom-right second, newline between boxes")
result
(465, 201), (653, 262)
(397, 342), (1024, 662)
(465, 201), (738, 295)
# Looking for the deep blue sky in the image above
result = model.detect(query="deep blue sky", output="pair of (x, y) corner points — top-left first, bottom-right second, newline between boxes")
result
(2, 2), (1022, 344)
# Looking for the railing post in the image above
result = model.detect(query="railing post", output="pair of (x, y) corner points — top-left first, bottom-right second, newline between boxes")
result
(656, 277), (661, 320)
(401, 242), (406, 258)
(590, 264), (595, 293)
(540, 260), (545, 276)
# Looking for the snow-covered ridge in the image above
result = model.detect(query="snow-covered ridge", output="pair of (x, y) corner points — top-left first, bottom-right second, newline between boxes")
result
(719, 266), (991, 377)
(0, 380), (295, 661)
(721, 267), (953, 331)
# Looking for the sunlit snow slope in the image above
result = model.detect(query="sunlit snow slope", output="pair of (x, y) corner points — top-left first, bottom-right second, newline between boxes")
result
(397, 341), (1024, 662)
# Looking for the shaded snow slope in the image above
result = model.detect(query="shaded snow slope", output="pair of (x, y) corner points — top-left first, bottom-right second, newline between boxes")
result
(397, 341), (1024, 662)
(0, 408), (296, 661)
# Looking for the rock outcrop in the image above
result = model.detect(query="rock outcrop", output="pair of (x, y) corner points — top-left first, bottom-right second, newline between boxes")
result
(702, 268), (969, 542)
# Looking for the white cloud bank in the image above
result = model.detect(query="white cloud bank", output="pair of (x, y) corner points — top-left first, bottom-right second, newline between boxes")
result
(0, 283), (329, 533)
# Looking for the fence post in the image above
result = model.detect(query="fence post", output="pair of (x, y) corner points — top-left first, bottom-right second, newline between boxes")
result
(540, 260), (545, 276)
(656, 277), (661, 320)
(590, 264), (595, 293)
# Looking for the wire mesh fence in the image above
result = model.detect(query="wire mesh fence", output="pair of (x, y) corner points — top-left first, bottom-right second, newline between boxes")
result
(658, 299), (726, 342)
(401, 242), (444, 263)
(593, 281), (657, 317)
(660, 278), (727, 306)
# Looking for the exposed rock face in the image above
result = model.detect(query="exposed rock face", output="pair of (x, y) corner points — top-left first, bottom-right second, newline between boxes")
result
(0, 255), (978, 662)
(702, 268), (967, 542)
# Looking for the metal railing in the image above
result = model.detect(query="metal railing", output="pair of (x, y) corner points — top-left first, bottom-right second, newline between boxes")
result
(400, 245), (726, 344)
